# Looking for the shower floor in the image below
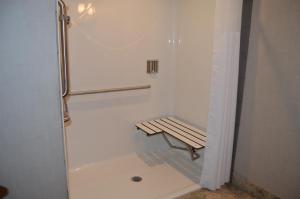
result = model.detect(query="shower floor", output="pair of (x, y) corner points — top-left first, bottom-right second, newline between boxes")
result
(69, 149), (203, 199)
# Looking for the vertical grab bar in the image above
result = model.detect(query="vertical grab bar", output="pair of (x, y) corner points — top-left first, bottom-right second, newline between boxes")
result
(58, 0), (71, 122)
(58, 0), (70, 97)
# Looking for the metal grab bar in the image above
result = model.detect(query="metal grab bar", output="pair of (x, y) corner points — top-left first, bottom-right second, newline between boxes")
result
(58, 0), (70, 97)
(58, 0), (71, 123)
(70, 85), (151, 96)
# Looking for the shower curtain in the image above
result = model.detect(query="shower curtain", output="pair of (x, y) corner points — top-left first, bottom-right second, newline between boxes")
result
(201, 0), (243, 190)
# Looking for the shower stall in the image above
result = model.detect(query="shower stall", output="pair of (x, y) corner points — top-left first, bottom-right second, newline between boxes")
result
(58, 0), (242, 198)
(0, 0), (242, 198)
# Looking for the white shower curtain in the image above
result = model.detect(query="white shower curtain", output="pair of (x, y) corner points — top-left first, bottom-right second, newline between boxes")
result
(200, 0), (243, 190)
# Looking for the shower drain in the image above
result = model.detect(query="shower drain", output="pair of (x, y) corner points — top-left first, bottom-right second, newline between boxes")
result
(131, 176), (143, 182)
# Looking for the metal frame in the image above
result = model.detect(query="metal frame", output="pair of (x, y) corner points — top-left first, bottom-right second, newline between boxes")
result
(137, 124), (201, 161)
(161, 133), (200, 161)
(70, 85), (151, 96)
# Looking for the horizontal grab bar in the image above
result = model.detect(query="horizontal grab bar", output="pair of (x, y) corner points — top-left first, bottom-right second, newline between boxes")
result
(70, 85), (151, 96)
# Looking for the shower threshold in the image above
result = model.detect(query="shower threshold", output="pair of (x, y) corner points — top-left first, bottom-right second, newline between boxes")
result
(68, 149), (202, 199)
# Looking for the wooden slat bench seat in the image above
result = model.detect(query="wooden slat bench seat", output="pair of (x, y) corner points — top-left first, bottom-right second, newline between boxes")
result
(136, 117), (207, 160)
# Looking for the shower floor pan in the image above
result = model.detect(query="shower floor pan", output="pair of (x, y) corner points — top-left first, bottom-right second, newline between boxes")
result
(69, 149), (202, 199)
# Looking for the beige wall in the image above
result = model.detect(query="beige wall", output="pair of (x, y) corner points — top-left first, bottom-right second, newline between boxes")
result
(234, 1), (300, 198)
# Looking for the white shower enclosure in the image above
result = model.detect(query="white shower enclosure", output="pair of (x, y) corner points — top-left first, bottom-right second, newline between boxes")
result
(61, 0), (242, 198)
(0, 0), (242, 198)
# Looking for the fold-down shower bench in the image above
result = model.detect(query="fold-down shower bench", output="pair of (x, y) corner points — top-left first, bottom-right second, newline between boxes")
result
(136, 117), (207, 160)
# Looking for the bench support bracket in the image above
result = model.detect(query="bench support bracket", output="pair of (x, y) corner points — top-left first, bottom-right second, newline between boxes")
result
(162, 133), (200, 161)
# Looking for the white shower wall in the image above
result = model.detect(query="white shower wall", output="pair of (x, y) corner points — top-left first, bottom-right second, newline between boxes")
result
(174, 0), (216, 129)
(65, 0), (215, 169)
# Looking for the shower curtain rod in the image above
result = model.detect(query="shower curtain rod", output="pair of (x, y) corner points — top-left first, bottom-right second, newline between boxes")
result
(69, 85), (151, 96)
